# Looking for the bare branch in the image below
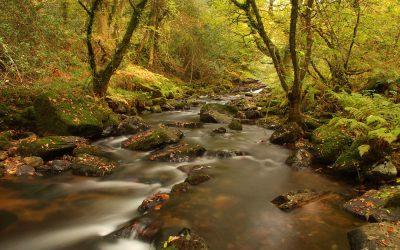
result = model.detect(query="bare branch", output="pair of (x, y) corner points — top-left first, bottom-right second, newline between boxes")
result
(77, 0), (91, 15)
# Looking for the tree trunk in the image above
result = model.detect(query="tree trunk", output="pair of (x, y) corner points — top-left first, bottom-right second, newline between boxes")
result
(80, 0), (149, 97)
(288, 0), (302, 124)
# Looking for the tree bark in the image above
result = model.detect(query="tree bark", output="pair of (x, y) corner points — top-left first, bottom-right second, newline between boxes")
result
(80, 0), (149, 97)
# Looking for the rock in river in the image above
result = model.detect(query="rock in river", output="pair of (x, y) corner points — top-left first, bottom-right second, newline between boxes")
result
(286, 149), (313, 170)
(147, 143), (206, 162)
(344, 186), (400, 222)
(200, 103), (238, 123)
(138, 192), (170, 214)
(157, 228), (208, 250)
(348, 222), (400, 250)
(271, 189), (330, 211)
(71, 154), (117, 177)
(122, 127), (183, 151)
(17, 136), (86, 160)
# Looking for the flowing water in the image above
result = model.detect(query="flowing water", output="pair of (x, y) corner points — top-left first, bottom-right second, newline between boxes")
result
(0, 97), (363, 250)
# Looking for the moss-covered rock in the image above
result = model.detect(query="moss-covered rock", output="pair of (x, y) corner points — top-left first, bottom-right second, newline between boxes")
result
(103, 115), (150, 136)
(171, 182), (191, 195)
(348, 222), (400, 250)
(159, 229), (208, 250)
(185, 173), (211, 185)
(0, 131), (12, 150)
(71, 154), (117, 177)
(164, 121), (203, 129)
(311, 125), (353, 164)
(286, 149), (313, 170)
(200, 103), (238, 123)
(257, 115), (285, 130)
(34, 93), (118, 138)
(228, 119), (243, 131)
(344, 186), (400, 222)
(17, 136), (86, 160)
(73, 144), (107, 157)
(270, 122), (303, 145)
(148, 143), (206, 162)
(365, 161), (397, 182)
(122, 127), (183, 151)
(271, 189), (329, 211)
(332, 137), (392, 176)
(138, 192), (170, 214)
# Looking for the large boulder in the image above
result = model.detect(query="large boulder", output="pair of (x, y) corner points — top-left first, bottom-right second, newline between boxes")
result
(200, 103), (238, 123)
(365, 161), (397, 182)
(17, 136), (86, 160)
(332, 137), (392, 177)
(348, 222), (400, 250)
(103, 115), (150, 136)
(311, 125), (353, 164)
(34, 93), (118, 138)
(228, 119), (243, 131)
(286, 148), (313, 170)
(0, 131), (12, 150)
(72, 144), (108, 158)
(122, 127), (183, 151)
(71, 154), (117, 177)
(344, 186), (400, 222)
(270, 122), (303, 145)
(164, 121), (203, 129)
(147, 143), (206, 162)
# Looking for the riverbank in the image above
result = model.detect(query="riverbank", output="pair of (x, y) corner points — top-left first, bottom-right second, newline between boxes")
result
(0, 70), (400, 249)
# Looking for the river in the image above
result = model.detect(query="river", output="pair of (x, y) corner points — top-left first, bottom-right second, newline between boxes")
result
(0, 97), (362, 250)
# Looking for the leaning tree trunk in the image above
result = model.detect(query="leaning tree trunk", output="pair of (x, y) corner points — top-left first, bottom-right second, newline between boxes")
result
(80, 0), (148, 97)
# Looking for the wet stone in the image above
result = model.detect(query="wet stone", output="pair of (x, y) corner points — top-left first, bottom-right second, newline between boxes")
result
(344, 186), (400, 222)
(105, 215), (163, 241)
(0, 150), (7, 161)
(164, 121), (204, 129)
(285, 149), (313, 170)
(228, 119), (243, 131)
(185, 173), (211, 186)
(159, 228), (208, 250)
(23, 156), (44, 168)
(271, 189), (329, 211)
(365, 161), (397, 182)
(177, 165), (210, 176)
(71, 154), (117, 177)
(138, 192), (170, 214)
(212, 127), (227, 134)
(17, 136), (87, 160)
(348, 222), (400, 250)
(147, 143), (206, 163)
(39, 159), (71, 172)
(205, 150), (249, 158)
(122, 127), (183, 151)
(16, 165), (36, 176)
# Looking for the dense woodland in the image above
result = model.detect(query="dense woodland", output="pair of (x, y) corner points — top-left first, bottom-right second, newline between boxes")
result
(0, 0), (400, 249)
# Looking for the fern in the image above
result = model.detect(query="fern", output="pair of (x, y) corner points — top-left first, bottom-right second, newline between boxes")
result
(330, 91), (400, 143)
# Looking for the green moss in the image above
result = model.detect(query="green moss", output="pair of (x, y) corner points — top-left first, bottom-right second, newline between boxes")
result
(311, 124), (353, 164)
(228, 119), (243, 131)
(122, 127), (183, 151)
(200, 103), (238, 115)
(0, 131), (12, 149)
(17, 136), (83, 159)
(34, 88), (118, 137)
(73, 144), (105, 157)
(71, 154), (116, 177)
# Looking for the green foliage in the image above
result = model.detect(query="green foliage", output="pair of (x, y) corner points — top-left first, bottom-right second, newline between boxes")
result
(332, 92), (400, 143)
